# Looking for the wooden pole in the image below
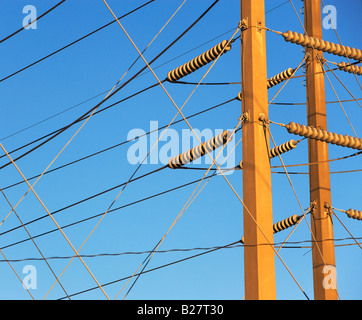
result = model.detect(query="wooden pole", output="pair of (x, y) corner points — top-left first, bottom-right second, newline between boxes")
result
(241, 0), (276, 300)
(304, 0), (338, 300)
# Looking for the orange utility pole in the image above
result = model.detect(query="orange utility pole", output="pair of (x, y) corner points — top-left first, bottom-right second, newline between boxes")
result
(241, 0), (276, 300)
(304, 0), (338, 300)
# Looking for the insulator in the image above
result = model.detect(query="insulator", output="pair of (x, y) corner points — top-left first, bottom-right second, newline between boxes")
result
(337, 62), (362, 76)
(236, 68), (295, 100)
(282, 31), (362, 61)
(345, 209), (362, 221)
(267, 68), (295, 89)
(167, 40), (232, 82)
(273, 214), (301, 234)
(269, 140), (298, 158)
(238, 160), (243, 169)
(168, 130), (232, 169)
(285, 122), (362, 151)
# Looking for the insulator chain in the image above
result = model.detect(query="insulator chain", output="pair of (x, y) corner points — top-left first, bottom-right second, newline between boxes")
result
(345, 209), (362, 221)
(167, 40), (232, 82)
(269, 139), (298, 158)
(236, 67), (295, 100)
(273, 214), (301, 234)
(267, 68), (295, 89)
(241, 214), (301, 243)
(286, 122), (362, 150)
(282, 31), (362, 61)
(168, 130), (232, 169)
(337, 62), (362, 76)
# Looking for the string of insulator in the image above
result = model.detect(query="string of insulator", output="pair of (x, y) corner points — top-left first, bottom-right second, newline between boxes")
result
(240, 214), (301, 243)
(273, 214), (301, 234)
(168, 130), (232, 169)
(282, 31), (362, 61)
(267, 68), (295, 89)
(236, 68), (295, 100)
(167, 40), (232, 82)
(285, 122), (362, 150)
(337, 62), (362, 76)
(345, 209), (362, 221)
(269, 140), (298, 158)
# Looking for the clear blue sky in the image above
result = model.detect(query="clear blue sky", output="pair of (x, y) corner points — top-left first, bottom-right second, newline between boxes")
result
(0, 0), (360, 300)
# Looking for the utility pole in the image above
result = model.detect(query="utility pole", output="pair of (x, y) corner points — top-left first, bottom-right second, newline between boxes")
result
(240, 0), (276, 300)
(304, 0), (338, 300)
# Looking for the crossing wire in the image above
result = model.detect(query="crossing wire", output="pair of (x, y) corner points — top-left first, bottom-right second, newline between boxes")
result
(0, 186), (71, 299)
(0, 0), (221, 171)
(2, 98), (237, 191)
(0, 0), (218, 238)
(0, 143), (111, 300)
(42, 0), (221, 300)
(0, 0), (156, 82)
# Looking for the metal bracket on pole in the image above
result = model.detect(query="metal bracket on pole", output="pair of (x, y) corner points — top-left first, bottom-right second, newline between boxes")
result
(239, 19), (248, 31)
(239, 111), (249, 124)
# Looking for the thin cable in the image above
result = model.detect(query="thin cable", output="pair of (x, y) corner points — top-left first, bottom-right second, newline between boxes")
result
(0, 249), (35, 300)
(0, 186), (71, 299)
(320, 0), (362, 91)
(43, 1), (213, 299)
(268, 127), (340, 299)
(0, 0), (156, 82)
(2, 98), (236, 191)
(121, 123), (242, 300)
(0, 0), (220, 168)
(58, 240), (241, 300)
(331, 210), (362, 250)
(0, 0), (66, 44)
(0, 171), (218, 251)
(321, 60), (358, 137)
(0, 143), (110, 300)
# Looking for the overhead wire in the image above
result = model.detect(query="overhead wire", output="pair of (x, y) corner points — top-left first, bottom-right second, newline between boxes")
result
(2, 98), (237, 191)
(0, 0), (217, 236)
(0, 0), (221, 170)
(0, 186), (71, 299)
(0, 171), (219, 251)
(0, 0), (66, 44)
(42, 0), (219, 299)
(0, 0), (156, 82)
(0, 143), (111, 300)
(2, 236), (361, 264)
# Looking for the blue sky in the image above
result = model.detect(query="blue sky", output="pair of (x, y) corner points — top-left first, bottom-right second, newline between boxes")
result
(0, 0), (360, 300)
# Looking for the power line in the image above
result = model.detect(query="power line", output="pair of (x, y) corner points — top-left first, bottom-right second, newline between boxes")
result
(0, 0), (220, 170)
(2, 236), (360, 263)
(0, 171), (219, 251)
(0, 0), (156, 82)
(0, 0), (66, 44)
(2, 98), (236, 191)
(57, 240), (241, 300)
